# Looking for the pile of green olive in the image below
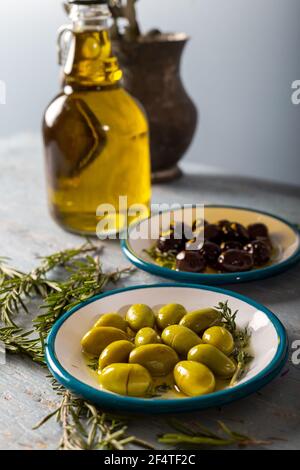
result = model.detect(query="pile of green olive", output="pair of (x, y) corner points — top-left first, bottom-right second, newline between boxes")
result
(81, 303), (240, 398)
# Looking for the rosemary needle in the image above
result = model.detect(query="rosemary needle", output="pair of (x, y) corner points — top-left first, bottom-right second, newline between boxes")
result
(159, 420), (270, 448)
(0, 241), (99, 326)
(215, 301), (253, 385)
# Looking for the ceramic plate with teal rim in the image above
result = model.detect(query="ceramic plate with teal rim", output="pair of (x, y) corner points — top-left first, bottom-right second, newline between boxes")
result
(45, 283), (288, 414)
(121, 205), (300, 285)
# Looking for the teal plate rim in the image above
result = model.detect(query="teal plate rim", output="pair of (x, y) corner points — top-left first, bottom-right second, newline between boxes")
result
(121, 205), (300, 285)
(45, 283), (289, 414)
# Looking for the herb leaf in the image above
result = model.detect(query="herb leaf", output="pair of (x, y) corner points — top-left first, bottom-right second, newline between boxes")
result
(215, 301), (253, 386)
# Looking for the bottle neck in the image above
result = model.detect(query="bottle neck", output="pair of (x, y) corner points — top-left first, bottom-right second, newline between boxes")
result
(62, 4), (122, 87)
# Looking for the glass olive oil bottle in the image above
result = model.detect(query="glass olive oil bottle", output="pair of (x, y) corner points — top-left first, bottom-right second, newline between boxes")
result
(43, 0), (151, 235)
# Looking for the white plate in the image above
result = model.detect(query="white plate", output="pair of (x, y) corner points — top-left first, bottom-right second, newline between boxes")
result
(121, 205), (300, 284)
(46, 283), (288, 413)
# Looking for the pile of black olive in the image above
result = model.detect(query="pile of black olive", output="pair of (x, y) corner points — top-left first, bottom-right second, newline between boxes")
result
(157, 220), (273, 274)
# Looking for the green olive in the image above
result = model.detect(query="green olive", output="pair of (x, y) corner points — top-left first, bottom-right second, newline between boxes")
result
(100, 363), (152, 397)
(202, 326), (234, 356)
(81, 327), (128, 356)
(126, 328), (136, 340)
(161, 325), (203, 357)
(188, 344), (236, 378)
(125, 304), (155, 331)
(129, 344), (179, 376)
(179, 308), (221, 334)
(135, 327), (161, 347)
(99, 340), (135, 370)
(174, 361), (216, 397)
(94, 313), (127, 332)
(157, 304), (187, 330)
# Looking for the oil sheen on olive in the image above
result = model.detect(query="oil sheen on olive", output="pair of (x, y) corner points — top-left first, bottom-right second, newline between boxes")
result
(125, 304), (155, 331)
(218, 249), (254, 272)
(174, 361), (216, 397)
(81, 327), (128, 356)
(176, 250), (206, 273)
(100, 363), (152, 397)
(220, 240), (243, 251)
(202, 326), (234, 356)
(129, 344), (179, 376)
(157, 303), (187, 330)
(94, 313), (127, 332)
(134, 327), (161, 346)
(179, 308), (221, 334)
(188, 344), (236, 378)
(244, 239), (271, 265)
(162, 325), (203, 357)
(98, 340), (135, 370)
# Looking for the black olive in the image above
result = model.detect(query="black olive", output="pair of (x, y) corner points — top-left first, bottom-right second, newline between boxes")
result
(192, 219), (208, 231)
(218, 219), (231, 229)
(157, 230), (186, 253)
(220, 240), (243, 251)
(248, 223), (269, 240)
(170, 223), (193, 243)
(218, 249), (254, 273)
(204, 224), (223, 244)
(176, 250), (206, 273)
(256, 236), (273, 251)
(244, 239), (271, 265)
(221, 222), (249, 244)
(200, 241), (221, 267)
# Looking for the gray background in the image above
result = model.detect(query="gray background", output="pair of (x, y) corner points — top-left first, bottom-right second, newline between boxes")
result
(0, 0), (299, 185)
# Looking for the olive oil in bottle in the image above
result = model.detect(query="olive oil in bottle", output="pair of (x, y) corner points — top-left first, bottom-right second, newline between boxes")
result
(43, 0), (151, 236)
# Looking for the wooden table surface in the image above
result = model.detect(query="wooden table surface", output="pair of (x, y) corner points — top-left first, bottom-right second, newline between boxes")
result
(0, 134), (300, 450)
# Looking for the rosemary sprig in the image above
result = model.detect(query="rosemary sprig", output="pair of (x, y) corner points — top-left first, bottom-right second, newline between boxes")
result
(215, 301), (253, 386)
(159, 419), (270, 448)
(0, 326), (45, 364)
(215, 300), (238, 334)
(0, 242), (98, 326)
(87, 356), (99, 371)
(51, 393), (131, 450)
(34, 379), (154, 450)
(146, 383), (172, 398)
(0, 259), (24, 284)
(34, 256), (133, 340)
(144, 246), (177, 270)
(0, 245), (141, 450)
